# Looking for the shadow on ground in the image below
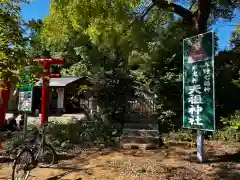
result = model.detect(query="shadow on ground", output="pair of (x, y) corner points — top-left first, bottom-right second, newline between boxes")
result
(57, 154), (76, 161)
(46, 168), (83, 180)
(214, 164), (240, 180)
(185, 150), (240, 164)
(0, 157), (13, 164)
(45, 166), (96, 180)
(207, 151), (240, 179)
(46, 170), (77, 180)
(207, 150), (240, 163)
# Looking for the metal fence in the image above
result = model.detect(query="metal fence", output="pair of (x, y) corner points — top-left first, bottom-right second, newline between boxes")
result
(66, 89), (156, 115)
(128, 99), (156, 114)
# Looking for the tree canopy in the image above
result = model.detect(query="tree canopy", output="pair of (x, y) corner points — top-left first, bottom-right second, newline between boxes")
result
(0, 0), (29, 82)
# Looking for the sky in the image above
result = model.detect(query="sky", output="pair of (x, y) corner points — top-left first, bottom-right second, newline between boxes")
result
(21, 0), (239, 51)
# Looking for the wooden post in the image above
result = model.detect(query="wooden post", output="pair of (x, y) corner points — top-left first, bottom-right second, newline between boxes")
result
(24, 112), (28, 139)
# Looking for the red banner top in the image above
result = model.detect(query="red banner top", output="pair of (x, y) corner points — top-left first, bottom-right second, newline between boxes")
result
(33, 58), (64, 65)
(49, 74), (61, 78)
(35, 74), (61, 78)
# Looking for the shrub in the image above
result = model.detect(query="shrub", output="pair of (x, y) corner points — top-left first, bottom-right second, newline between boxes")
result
(46, 120), (85, 144)
(1, 114), (122, 156)
(207, 110), (240, 142)
(220, 110), (240, 131)
(3, 133), (25, 151)
(211, 128), (240, 142)
(164, 129), (196, 142)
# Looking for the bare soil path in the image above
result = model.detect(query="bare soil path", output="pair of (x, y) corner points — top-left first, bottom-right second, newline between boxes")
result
(1, 141), (240, 180)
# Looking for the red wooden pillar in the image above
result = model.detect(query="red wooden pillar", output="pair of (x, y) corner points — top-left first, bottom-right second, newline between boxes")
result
(40, 68), (50, 126)
(0, 81), (11, 127)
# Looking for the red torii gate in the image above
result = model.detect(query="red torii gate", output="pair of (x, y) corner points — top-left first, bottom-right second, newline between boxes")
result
(0, 58), (64, 128)
(33, 58), (64, 126)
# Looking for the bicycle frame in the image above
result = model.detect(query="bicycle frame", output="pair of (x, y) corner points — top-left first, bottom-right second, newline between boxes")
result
(11, 123), (56, 180)
(33, 123), (48, 151)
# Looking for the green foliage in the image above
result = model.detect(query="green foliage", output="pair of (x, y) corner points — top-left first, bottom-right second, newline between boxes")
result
(38, 0), (172, 122)
(220, 110), (240, 130)
(95, 70), (135, 117)
(40, 0), (170, 64)
(208, 0), (238, 24)
(211, 128), (240, 142)
(140, 21), (189, 129)
(60, 62), (90, 76)
(2, 115), (122, 154)
(16, 64), (44, 87)
(45, 115), (122, 148)
(26, 19), (52, 58)
(0, 1), (45, 86)
(46, 121), (84, 144)
(0, 0), (29, 81)
(164, 129), (196, 142)
(2, 132), (25, 151)
(164, 128), (240, 143)
(231, 24), (240, 53)
(209, 110), (240, 142)
(214, 49), (240, 124)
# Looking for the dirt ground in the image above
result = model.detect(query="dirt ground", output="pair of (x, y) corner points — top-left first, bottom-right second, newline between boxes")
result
(0, 141), (240, 180)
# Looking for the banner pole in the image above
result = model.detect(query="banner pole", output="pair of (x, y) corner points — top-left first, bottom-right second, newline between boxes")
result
(197, 130), (204, 163)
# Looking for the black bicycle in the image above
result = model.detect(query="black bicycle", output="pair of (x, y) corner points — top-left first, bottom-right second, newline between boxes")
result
(11, 123), (57, 180)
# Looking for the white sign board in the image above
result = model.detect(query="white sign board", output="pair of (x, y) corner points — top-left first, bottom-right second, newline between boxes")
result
(18, 91), (33, 112)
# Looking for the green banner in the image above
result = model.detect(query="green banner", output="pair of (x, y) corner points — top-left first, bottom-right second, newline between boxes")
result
(183, 31), (215, 131)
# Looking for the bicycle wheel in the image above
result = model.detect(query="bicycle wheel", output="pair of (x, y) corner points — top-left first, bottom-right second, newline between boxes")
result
(35, 144), (57, 168)
(12, 148), (34, 180)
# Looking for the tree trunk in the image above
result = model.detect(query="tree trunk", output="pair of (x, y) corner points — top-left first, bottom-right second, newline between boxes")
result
(194, 0), (212, 34)
(152, 0), (212, 34)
